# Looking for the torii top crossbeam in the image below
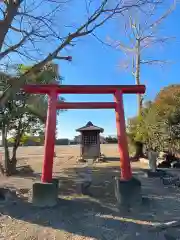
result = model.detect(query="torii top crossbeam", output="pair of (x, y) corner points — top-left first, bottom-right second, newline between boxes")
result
(23, 84), (145, 94)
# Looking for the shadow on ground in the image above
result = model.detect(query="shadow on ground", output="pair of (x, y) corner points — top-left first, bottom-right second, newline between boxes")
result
(2, 163), (180, 239)
(1, 194), (162, 239)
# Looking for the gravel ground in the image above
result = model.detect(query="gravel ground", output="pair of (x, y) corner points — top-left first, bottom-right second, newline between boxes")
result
(0, 195), (170, 240)
(1, 174), (180, 239)
(0, 146), (180, 239)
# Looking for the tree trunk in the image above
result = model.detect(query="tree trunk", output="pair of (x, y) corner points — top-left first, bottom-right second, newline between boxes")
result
(134, 141), (144, 159)
(9, 145), (18, 175)
(10, 135), (22, 175)
(1, 118), (24, 176)
(2, 122), (11, 175)
(0, 1), (21, 52)
(9, 118), (24, 175)
(135, 38), (142, 116)
(1, 129), (4, 147)
(133, 39), (144, 159)
(0, 125), (5, 174)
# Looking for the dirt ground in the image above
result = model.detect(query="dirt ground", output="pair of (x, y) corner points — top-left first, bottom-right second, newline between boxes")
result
(0, 144), (180, 239)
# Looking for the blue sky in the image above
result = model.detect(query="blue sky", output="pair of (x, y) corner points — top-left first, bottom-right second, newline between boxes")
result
(2, 1), (179, 140)
(56, 2), (180, 139)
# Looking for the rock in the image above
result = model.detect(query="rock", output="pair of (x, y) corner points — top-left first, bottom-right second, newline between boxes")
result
(172, 162), (180, 168)
(77, 157), (86, 163)
(18, 188), (29, 195)
(162, 176), (179, 186)
(158, 161), (171, 168)
(0, 188), (17, 204)
(32, 182), (58, 207)
(0, 189), (6, 201)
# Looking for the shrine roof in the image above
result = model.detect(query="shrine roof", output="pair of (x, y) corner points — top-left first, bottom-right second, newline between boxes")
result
(76, 121), (104, 133)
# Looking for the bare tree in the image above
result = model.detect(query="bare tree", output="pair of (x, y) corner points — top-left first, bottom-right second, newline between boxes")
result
(101, 0), (176, 159)
(0, 0), (162, 107)
(108, 0), (176, 116)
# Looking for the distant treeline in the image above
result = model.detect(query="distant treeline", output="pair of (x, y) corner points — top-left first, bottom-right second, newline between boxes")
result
(55, 136), (118, 145)
(104, 136), (118, 144)
(5, 136), (118, 146)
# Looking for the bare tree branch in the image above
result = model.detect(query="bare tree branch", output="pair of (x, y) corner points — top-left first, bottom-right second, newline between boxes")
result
(140, 59), (173, 65)
(0, 0), (164, 107)
(110, 1), (176, 70)
(105, 0), (176, 115)
(0, 0), (23, 51)
(0, 30), (32, 60)
(145, 0), (176, 31)
(141, 36), (175, 49)
(55, 55), (72, 61)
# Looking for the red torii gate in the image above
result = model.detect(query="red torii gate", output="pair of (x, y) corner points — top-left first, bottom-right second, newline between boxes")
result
(23, 84), (145, 183)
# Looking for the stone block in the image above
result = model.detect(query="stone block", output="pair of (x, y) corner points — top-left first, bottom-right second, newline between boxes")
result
(32, 182), (58, 207)
(51, 178), (59, 198)
(114, 177), (142, 209)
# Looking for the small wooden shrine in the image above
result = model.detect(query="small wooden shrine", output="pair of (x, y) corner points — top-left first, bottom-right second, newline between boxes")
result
(76, 121), (104, 162)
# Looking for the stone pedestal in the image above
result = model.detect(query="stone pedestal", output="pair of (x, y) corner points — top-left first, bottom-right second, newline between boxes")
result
(32, 179), (59, 207)
(51, 178), (59, 198)
(114, 177), (142, 209)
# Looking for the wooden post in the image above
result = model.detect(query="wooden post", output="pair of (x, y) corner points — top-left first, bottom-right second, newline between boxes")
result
(41, 91), (57, 182)
(114, 90), (132, 181)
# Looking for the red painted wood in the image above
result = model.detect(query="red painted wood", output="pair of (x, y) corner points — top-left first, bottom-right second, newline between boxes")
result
(114, 90), (132, 181)
(23, 84), (145, 94)
(41, 91), (57, 183)
(56, 102), (116, 109)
